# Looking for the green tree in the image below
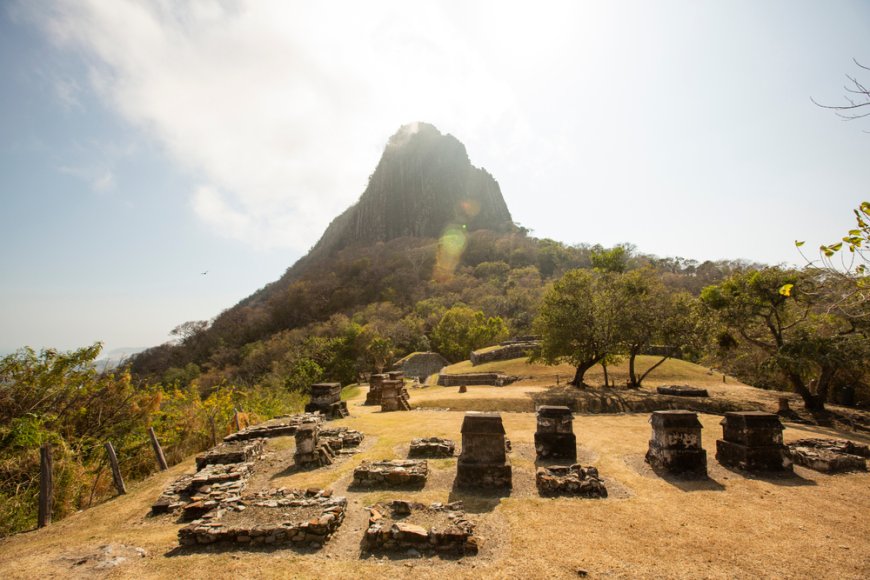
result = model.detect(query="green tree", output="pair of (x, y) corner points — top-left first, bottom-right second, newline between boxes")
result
(432, 305), (509, 362)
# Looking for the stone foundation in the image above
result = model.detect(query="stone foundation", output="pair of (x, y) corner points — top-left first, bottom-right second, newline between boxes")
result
(178, 489), (346, 549)
(408, 437), (456, 458)
(152, 462), (254, 518)
(656, 385), (709, 397)
(456, 412), (512, 489)
(787, 438), (869, 473)
(437, 372), (518, 387)
(645, 410), (707, 477)
(195, 439), (265, 471)
(363, 500), (480, 555)
(715, 412), (792, 471)
(319, 427), (364, 451)
(353, 460), (429, 487)
(304, 383), (349, 419)
(534, 405), (576, 461)
(536, 465), (608, 498)
(223, 413), (321, 442)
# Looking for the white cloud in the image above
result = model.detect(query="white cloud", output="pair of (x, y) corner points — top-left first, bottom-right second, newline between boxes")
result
(27, 0), (531, 250)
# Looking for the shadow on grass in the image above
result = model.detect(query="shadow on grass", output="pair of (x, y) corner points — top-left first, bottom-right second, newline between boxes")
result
(164, 539), (324, 558)
(648, 465), (726, 492)
(717, 464), (817, 487)
(447, 481), (510, 513)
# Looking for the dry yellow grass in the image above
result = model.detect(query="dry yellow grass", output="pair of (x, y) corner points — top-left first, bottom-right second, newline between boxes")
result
(1, 364), (869, 579)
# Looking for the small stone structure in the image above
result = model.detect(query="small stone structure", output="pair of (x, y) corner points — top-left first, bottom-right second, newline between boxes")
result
(455, 412), (512, 489)
(535, 465), (608, 498)
(304, 383), (349, 419)
(715, 412), (792, 471)
(294, 424), (335, 468)
(391, 352), (449, 381)
(387, 370), (404, 381)
(380, 379), (411, 411)
(152, 462), (254, 518)
(365, 374), (387, 405)
(470, 341), (540, 366)
(534, 405), (576, 460)
(437, 372), (518, 387)
(656, 385), (709, 397)
(319, 427), (364, 451)
(645, 410), (707, 477)
(195, 439), (265, 471)
(364, 500), (480, 555)
(178, 488), (346, 549)
(224, 413), (321, 442)
(353, 459), (429, 487)
(408, 437), (456, 458)
(786, 438), (869, 473)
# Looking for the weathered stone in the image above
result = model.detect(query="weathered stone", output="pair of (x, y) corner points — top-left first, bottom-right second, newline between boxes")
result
(715, 412), (791, 471)
(304, 383), (349, 419)
(456, 412), (512, 489)
(353, 459), (429, 487)
(536, 465), (607, 498)
(391, 352), (448, 382)
(534, 406), (576, 460)
(787, 438), (869, 473)
(364, 501), (477, 556)
(224, 413), (321, 442)
(409, 437), (456, 458)
(380, 380), (411, 412)
(470, 341), (540, 365)
(437, 372), (518, 387)
(294, 424), (335, 468)
(656, 385), (709, 397)
(645, 410), (707, 477)
(365, 374), (388, 405)
(195, 439), (265, 471)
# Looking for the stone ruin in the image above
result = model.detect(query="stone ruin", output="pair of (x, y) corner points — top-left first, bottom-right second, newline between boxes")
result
(380, 379), (411, 412)
(223, 413), (321, 442)
(535, 465), (608, 498)
(786, 438), (870, 473)
(534, 405), (576, 461)
(455, 412), (512, 489)
(656, 385), (709, 398)
(645, 410), (707, 477)
(195, 439), (265, 471)
(304, 383), (349, 419)
(152, 461), (254, 519)
(715, 411), (792, 471)
(408, 437), (456, 458)
(391, 352), (448, 382)
(353, 459), (429, 488)
(178, 488), (346, 549)
(437, 372), (518, 387)
(294, 424), (335, 468)
(365, 373), (387, 405)
(319, 426), (364, 452)
(363, 500), (480, 555)
(470, 339), (540, 366)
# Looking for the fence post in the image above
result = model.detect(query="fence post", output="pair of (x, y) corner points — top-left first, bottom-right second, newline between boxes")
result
(148, 427), (169, 471)
(38, 443), (53, 528)
(233, 409), (241, 432)
(104, 441), (127, 495)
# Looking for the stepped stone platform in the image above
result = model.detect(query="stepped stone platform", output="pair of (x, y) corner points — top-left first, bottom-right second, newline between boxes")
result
(656, 385), (709, 397)
(353, 459), (429, 487)
(437, 372), (518, 387)
(365, 373), (387, 405)
(716, 412), (792, 471)
(294, 424), (335, 468)
(534, 405), (576, 460)
(408, 437), (456, 458)
(364, 500), (480, 555)
(470, 341), (540, 366)
(391, 351), (448, 381)
(535, 465), (608, 498)
(195, 439), (265, 471)
(320, 427), (364, 451)
(151, 462), (254, 518)
(223, 413), (321, 442)
(645, 410), (707, 477)
(380, 379), (411, 412)
(787, 438), (869, 473)
(304, 383), (349, 420)
(178, 489), (346, 549)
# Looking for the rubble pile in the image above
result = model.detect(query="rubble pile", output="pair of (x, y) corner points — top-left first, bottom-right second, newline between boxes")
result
(319, 427), (365, 452)
(535, 465), (608, 498)
(363, 500), (480, 555)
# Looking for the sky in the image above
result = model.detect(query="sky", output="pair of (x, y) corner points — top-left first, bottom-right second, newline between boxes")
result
(1, 0), (869, 355)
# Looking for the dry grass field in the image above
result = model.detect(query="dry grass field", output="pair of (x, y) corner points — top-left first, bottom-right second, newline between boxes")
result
(1, 359), (869, 579)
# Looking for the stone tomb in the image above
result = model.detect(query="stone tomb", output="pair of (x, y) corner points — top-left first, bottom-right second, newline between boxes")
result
(151, 462), (253, 518)
(223, 413), (321, 442)
(645, 410), (707, 477)
(364, 500), (480, 555)
(380, 380), (411, 412)
(178, 488), (346, 549)
(195, 439), (265, 471)
(294, 424), (335, 468)
(353, 459), (429, 487)
(455, 412), (512, 489)
(534, 405), (576, 460)
(535, 465), (608, 498)
(786, 438), (869, 473)
(715, 412), (792, 471)
(304, 383), (349, 419)
(409, 437), (456, 458)
(365, 373), (387, 405)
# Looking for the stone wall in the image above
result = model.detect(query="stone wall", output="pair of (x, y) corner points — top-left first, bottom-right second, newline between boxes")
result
(352, 459), (428, 487)
(470, 341), (540, 366)
(437, 372), (518, 387)
(195, 439), (265, 471)
(152, 462), (254, 519)
(223, 413), (321, 442)
(363, 500), (479, 555)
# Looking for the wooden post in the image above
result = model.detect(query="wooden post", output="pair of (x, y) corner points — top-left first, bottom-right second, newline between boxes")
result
(148, 427), (168, 471)
(209, 415), (217, 447)
(104, 442), (126, 495)
(38, 443), (53, 528)
(233, 409), (241, 432)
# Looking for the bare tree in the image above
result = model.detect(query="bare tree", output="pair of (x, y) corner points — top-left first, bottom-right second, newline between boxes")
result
(812, 59), (870, 125)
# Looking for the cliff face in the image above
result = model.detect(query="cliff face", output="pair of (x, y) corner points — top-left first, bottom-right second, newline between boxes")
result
(309, 122), (513, 258)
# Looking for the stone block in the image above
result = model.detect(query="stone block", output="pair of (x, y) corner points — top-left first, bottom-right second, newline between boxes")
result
(645, 410), (707, 477)
(536, 465), (607, 498)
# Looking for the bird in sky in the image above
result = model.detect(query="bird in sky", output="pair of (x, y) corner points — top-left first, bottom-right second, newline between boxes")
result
(201, 270), (208, 275)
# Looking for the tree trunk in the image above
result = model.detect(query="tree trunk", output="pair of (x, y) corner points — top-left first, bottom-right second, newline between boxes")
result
(628, 347), (639, 388)
(601, 362), (609, 387)
(637, 353), (673, 389)
(570, 356), (603, 388)
(787, 371), (825, 412)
